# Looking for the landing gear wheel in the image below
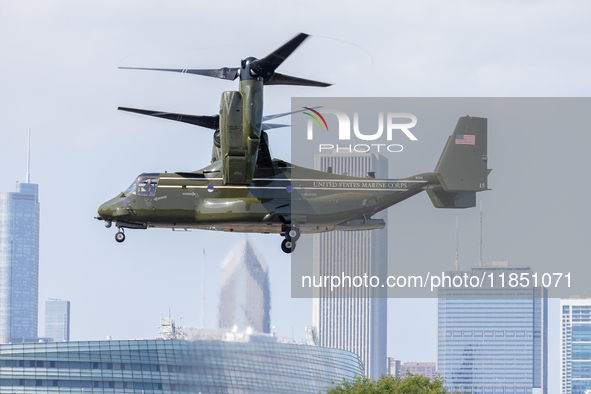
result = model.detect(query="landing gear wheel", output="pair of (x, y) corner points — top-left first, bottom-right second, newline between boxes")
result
(286, 226), (301, 242)
(281, 239), (296, 254)
(115, 231), (125, 243)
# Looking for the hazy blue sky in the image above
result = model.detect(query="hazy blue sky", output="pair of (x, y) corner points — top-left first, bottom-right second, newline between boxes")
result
(1, 1), (590, 391)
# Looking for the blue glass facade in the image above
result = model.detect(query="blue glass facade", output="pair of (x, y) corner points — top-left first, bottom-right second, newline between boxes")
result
(0, 183), (40, 344)
(0, 339), (364, 394)
(45, 301), (70, 342)
(561, 299), (591, 394)
(437, 266), (548, 394)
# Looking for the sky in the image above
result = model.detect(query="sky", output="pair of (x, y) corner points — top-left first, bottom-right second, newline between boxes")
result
(1, 1), (590, 391)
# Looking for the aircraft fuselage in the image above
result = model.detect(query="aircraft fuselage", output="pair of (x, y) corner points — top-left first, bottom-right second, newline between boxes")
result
(97, 161), (434, 235)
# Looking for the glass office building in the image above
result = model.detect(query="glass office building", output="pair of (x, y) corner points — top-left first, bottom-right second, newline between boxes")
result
(45, 300), (70, 342)
(437, 262), (548, 394)
(0, 182), (40, 344)
(560, 297), (591, 394)
(0, 338), (364, 394)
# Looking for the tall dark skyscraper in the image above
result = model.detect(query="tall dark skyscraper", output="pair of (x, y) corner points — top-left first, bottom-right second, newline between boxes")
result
(45, 299), (70, 342)
(0, 180), (40, 343)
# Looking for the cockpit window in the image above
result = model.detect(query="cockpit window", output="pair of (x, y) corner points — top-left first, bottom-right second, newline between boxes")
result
(137, 176), (159, 197)
(124, 180), (137, 195)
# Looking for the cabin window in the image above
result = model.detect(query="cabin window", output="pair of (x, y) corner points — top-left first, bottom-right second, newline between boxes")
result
(137, 176), (159, 196)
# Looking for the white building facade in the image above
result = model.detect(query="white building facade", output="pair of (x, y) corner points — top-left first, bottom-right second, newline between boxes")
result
(311, 152), (388, 379)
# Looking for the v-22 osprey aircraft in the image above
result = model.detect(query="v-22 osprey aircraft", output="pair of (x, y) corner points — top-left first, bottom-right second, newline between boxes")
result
(96, 33), (491, 253)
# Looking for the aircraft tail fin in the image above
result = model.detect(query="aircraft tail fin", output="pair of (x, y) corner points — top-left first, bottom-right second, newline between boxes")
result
(429, 116), (489, 208)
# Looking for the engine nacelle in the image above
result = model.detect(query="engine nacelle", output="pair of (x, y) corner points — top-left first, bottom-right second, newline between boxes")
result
(219, 80), (263, 185)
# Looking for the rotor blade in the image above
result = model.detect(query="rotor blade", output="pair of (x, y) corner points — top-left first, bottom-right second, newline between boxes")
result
(261, 123), (290, 130)
(250, 33), (309, 78)
(118, 107), (219, 130)
(264, 72), (331, 87)
(262, 106), (322, 122)
(118, 66), (239, 81)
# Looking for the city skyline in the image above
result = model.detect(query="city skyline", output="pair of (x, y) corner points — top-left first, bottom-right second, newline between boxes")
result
(1, 3), (588, 391)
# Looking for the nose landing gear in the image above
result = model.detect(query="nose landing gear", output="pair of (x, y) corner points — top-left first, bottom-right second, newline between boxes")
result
(115, 227), (125, 243)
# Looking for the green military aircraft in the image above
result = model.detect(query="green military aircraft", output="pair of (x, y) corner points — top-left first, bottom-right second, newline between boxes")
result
(96, 33), (490, 253)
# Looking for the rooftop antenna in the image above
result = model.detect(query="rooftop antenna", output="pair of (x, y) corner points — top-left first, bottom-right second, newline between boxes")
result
(454, 216), (459, 271)
(201, 248), (206, 328)
(26, 128), (31, 183)
(478, 201), (483, 267)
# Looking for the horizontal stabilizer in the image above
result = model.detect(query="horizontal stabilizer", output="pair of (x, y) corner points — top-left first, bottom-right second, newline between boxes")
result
(427, 189), (476, 209)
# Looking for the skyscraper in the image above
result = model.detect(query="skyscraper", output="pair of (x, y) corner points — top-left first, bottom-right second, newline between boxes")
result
(311, 152), (388, 379)
(218, 236), (271, 333)
(0, 181), (40, 344)
(560, 296), (591, 394)
(45, 299), (70, 342)
(437, 261), (548, 394)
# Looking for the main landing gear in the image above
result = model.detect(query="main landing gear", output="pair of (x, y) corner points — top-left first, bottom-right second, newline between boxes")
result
(281, 226), (300, 254)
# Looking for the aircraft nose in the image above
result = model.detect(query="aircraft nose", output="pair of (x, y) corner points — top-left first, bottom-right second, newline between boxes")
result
(98, 203), (112, 219)
(98, 198), (119, 219)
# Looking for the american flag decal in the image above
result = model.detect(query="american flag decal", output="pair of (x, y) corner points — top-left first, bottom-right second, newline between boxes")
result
(455, 134), (475, 145)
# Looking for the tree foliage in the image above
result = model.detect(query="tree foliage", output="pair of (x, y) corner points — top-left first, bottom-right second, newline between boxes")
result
(326, 373), (463, 394)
